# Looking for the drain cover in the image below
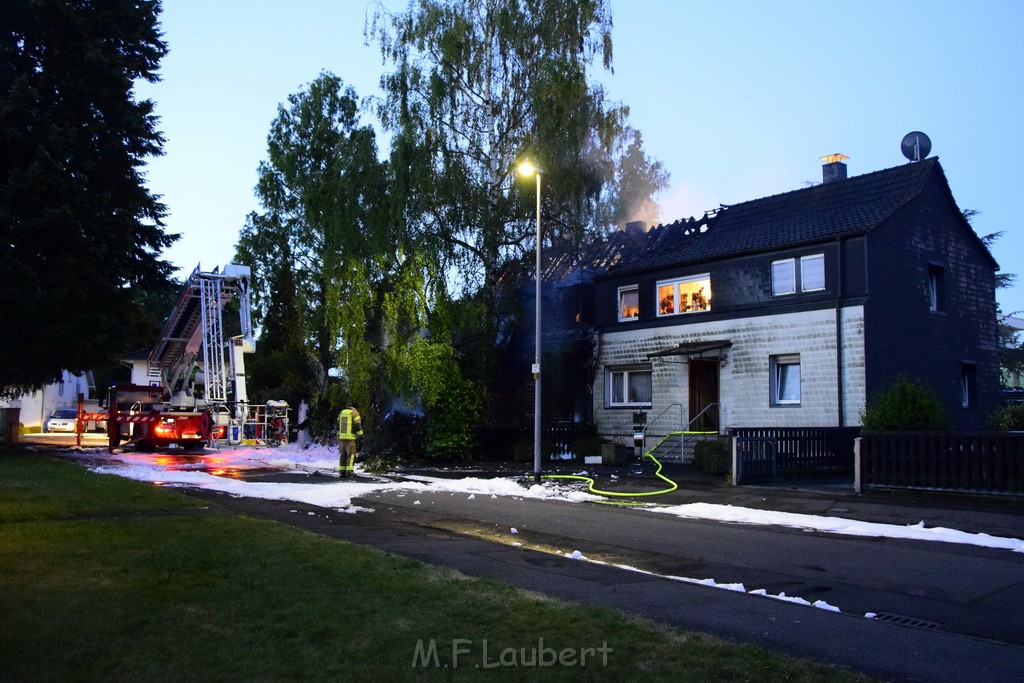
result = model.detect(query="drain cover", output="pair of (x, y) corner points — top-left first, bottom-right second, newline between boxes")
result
(872, 612), (941, 630)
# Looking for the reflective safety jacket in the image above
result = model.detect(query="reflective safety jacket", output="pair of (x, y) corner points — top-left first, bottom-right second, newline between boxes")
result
(338, 408), (363, 441)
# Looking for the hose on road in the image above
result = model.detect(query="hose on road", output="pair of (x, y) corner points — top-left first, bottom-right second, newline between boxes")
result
(543, 431), (681, 501)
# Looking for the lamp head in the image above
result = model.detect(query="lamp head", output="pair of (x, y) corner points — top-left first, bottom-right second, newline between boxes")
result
(518, 160), (539, 177)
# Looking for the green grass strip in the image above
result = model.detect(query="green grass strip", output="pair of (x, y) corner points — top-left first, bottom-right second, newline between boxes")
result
(0, 451), (869, 682)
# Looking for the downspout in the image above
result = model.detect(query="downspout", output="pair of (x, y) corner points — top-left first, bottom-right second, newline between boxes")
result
(835, 237), (844, 427)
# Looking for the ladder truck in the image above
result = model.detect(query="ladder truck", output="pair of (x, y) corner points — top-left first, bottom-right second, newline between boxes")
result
(106, 264), (288, 452)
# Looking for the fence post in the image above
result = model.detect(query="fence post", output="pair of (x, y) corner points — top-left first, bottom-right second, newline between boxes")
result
(731, 436), (739, 486)
(854, 437), (862, 494)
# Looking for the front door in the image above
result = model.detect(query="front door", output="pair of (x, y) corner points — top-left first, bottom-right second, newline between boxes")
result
(688, 359), (720, 432)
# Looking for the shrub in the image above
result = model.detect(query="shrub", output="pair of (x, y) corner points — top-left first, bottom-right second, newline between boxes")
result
(861, 375), (948, 431)
(692, 438), (730, 475)
(989, 403), (1024, 431)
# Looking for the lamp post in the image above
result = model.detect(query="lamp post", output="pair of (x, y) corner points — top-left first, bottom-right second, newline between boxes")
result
(518, 160), (542, 484)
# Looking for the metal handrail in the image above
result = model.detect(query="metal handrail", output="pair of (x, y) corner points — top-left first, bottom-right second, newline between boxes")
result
(686, 402), (719, 432)
(645, 402), (683, 430)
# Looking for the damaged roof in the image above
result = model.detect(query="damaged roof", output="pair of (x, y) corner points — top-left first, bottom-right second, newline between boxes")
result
(600, 157), (996, 277)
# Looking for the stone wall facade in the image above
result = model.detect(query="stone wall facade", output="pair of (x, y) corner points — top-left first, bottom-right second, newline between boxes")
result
(594, 305), (866, 445)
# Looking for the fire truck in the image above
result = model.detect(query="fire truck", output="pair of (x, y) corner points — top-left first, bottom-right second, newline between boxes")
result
(104, 264), (288, 453)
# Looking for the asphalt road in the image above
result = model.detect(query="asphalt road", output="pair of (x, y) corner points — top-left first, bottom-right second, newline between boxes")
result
(179, 476), (1024, 683)
(354, 487), (1024, 647)
(36, 439), (1023, 681)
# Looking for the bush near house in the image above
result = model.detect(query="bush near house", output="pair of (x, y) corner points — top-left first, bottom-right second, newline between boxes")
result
(693, 438), (730, 475)
(989, 403), (1024, 431)
(861, 375), (948, 431)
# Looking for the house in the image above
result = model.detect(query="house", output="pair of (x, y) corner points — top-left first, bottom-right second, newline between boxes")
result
(586, 156), (1000, 449)
(0, 370), (99, 432)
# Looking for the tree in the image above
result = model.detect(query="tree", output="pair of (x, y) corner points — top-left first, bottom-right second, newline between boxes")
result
(237, 73), (387, 398)
(970, 214), (1022, 381)
(0, 0), (178, 395)
(373, 0), (619, 322)
(237, 72), (446, 435)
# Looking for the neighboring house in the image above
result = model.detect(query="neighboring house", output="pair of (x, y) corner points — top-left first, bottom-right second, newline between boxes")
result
(999, 315), (1024, 400)
(584, 156), (999, 445)
(0, 370), (98, 431)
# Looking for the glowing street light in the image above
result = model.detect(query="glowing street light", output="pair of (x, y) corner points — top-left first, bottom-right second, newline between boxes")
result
(518, 160), (542, 484)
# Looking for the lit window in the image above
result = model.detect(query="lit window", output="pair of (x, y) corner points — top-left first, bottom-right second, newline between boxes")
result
(961, 363), (977, 408)
(607, 366), (652, 407)
(801, 254), (825, 291)
(771, 259), (796, 296)
(618, 286), (639, 321)
(770, 354), (801, 405)
(657, 274), (711, 316)
(928, 264), (945, 312)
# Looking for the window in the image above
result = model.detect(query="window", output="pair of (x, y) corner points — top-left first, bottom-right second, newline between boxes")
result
(801, 254), (825, 291)
(928, 264), (945, 312)
(657, 274), (711, 316)
(961, 363), (977, 408)
(771, 259), (796, 296)
(607, 366), (652, 407)
(770, 354), (801, 405)
(618, 286), (639, 321)
(773, 254), (825, 295)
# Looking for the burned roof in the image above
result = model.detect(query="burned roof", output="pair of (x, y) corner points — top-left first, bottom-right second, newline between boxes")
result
(600, 157), (992, 277)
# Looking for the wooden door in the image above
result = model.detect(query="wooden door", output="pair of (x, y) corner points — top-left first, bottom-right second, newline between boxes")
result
(688, 359), (720, 432)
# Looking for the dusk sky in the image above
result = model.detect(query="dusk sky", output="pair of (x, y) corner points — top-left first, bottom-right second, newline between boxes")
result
(138, 1), (1024, 314)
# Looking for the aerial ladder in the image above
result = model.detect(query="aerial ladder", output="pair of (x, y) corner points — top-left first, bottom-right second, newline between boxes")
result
(106, 264), (288, 452)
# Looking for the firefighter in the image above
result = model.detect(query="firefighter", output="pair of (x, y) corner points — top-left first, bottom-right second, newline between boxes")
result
(337, 402), (363, 477)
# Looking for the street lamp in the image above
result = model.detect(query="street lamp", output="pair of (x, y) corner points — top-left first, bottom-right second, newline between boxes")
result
(518, 160), (542, 484)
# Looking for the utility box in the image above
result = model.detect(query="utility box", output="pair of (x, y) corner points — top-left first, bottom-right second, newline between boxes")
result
(1, 408), (20, 444)
(632, 411), (647, 458)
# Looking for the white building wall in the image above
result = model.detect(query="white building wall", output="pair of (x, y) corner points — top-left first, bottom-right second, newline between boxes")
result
(0, 370), (96, 430)
(593, 306), (865, 444)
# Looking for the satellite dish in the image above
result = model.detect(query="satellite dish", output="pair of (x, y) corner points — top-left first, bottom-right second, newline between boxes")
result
(901, 131), (932, 162)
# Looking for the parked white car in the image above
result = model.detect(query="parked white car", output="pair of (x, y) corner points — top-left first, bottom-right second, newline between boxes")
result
(44, 407), (79, 433)
(44, 407), (106, 433)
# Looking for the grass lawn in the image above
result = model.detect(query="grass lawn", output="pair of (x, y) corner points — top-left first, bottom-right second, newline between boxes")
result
(0, 450), (871, 681)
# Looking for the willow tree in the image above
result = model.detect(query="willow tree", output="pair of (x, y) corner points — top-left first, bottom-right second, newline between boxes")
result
(371, 0), (619, 327)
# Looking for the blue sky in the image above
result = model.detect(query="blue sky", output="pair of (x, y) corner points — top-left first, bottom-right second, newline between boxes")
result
(138, 1), (1024, 314)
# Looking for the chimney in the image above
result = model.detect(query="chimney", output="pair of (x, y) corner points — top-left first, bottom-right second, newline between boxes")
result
(624, 221), (648, 234)
(819, 153), (849, 184)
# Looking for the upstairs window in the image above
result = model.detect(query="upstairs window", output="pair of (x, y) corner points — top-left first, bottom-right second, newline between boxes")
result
(607, 366), (652, 407)
(618, 286), (639, 321)
(771, 259), (796, 296)
(801, 254), (825, 291)
(657, 274), (711, 316)
(928, 264), (945, 312)
(773, 254), (825, 295)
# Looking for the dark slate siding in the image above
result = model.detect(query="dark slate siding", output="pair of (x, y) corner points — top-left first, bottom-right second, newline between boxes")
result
(863, 171), (999, 430)
(594, 241), (862, 330)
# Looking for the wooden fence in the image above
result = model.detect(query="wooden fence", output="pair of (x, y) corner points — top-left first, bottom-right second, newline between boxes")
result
(732, 427), (860, 483)
(857, 432), (1024, 495)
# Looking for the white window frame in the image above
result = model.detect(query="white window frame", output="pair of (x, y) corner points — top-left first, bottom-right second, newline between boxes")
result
(928, 264), (945, 312)
(770, 354), (801, 406)
(618, 285), (639, 322)
(656, 273), (712, 317)
(771, 259), (796, 296)
(961, 363), (977, 409)
(606, 365), (653, 407)
(800, 254), (825, 292)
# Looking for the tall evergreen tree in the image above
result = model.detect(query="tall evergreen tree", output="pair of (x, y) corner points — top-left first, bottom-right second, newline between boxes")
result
(0, 0), (177, 395)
